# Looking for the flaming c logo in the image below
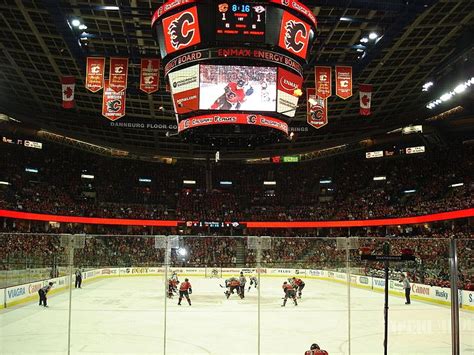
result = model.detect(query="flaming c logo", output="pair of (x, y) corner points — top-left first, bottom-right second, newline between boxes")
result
(284, 20), (308, 53)
(107, 100), (122, 112)
(168, 12), (196, 50)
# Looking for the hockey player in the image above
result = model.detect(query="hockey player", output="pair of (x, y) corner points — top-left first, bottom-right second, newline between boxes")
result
(168, 278), (179, 298)
(304, 343), (329, 355)
(210, 80), (248, 110)
(281, 281), (298, 307)
(225, 278), (241, 299)
(248, 275), (258, 291)
(178, 278), (192, 306)
(171, 271), (179, 282)
(292, 277), (306, 298)
(38, 282), (54, 307)
(239, 272), (247, 299)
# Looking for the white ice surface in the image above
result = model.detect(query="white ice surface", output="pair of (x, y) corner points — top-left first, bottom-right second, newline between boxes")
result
(1, 276), (473, 354)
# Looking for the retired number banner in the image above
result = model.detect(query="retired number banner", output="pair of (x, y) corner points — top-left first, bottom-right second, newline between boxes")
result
(335, 66), (352, 99)
(315, 66), (331, 99)
(109, 58), (129, 93)
(307, 88), (328, 129)
(140, 59), (160, 94)
(85, 57), (105, 92)
(102, 79), (126, 121)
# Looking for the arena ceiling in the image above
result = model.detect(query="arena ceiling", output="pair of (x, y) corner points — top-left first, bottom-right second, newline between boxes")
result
(0, 0), (473, 160)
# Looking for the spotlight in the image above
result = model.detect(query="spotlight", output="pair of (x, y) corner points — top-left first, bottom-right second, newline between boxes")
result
(78, 24), (88, 30)
(177, 248), (187, 257)
(440, 93), (452, 101)
(71, 19), (81, 27)
(369, 32), (378, 40)
(360, 37), (369, 43)
(454, 84), (466, 94)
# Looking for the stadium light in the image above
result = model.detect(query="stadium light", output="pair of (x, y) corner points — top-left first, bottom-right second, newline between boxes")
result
(263, 181), (276, 186)
(25, 168), (38, 173)
(71, 19), (81, 27)
(340, 17), (352, 21)
(422, 81), (433, 92)
(177, 248), (187, 257)
(98, 6), (120, 10)
(403, 189), (416, 194)
(81, 174), (94, 179)
(139, 178), (151, 183)
(369, 32), (378, 40)
(320, 179), (332, 184)
(220, 181), (232, 185)
(0, 181), (10, 185)
(78, 24), (88, 30)
(426, 77), (473, 109)
(183, 180), (196, 185)
(373, 176), (387, 181)
(360, 37), (369, 43)
(449, 183), (464, 188)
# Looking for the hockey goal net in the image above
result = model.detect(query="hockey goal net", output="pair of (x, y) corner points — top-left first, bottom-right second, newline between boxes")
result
(205, 267), (222, 278)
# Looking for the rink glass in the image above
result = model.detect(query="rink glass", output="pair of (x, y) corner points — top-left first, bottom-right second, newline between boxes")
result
(1, 233), (473, 354)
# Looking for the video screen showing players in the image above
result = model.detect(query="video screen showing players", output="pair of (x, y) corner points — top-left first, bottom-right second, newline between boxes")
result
(199, 65), (277, 111)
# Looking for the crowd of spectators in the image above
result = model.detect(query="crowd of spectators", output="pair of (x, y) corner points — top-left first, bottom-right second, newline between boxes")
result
(0, 141), (472, 222)
(0, 139), (472, 290)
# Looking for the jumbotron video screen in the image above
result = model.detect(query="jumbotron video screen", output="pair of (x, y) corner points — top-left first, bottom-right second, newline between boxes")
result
(199, 65), (277, 111)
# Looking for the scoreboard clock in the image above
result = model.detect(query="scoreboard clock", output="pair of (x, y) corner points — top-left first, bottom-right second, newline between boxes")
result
(216, 2), (266, 43)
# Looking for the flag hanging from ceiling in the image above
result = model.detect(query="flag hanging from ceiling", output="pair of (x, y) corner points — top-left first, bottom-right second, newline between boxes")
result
(102, 79), (126, 121)
(306, 88), (328, 129)
(109, 57), (129, 93)
(335, 66), (352, 99)
(61, 76), (75, 109)
(140, 58), (160, 94)
(359, 84), (373, 116)
(85, 57), (105, 92)
(315, 66), (331, 99)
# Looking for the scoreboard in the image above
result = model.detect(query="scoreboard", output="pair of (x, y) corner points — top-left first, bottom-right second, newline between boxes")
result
(216, 2), (266, 43)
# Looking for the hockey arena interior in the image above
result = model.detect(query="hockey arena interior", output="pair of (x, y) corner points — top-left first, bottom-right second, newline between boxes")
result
(0, 0), (473, 354)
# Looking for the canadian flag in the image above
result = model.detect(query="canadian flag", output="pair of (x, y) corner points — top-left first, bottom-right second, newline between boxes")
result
(61, 76), (75, 109)
(359, 84), (373, 116)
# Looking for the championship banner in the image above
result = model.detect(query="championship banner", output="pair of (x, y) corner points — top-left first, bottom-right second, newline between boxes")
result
(140, 58), (160, 94)
(306, 88), (327, 129)
(277, 67), (303, 117)
(102, 80), (126, 121)
(315, 66), (331, 99)
(335, 66), (352, 99)
(61, 76), (75, 109)
(85, 57), (105, 92)
(109, 58), (129, 93)
(178, 114), (288, 135)
(359, 84), (373, 116)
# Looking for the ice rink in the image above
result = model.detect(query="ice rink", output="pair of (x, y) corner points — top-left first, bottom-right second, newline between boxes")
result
(1, 276), (473, 354)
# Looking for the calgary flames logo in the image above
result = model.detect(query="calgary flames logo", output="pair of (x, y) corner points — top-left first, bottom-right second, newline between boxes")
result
(168, 12), (196, 50)
(107, 99), (122, 112)
(284, 20), (308, 53)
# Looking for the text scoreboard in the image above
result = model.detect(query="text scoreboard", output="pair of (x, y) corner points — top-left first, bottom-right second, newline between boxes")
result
(216, 2), (266, 43)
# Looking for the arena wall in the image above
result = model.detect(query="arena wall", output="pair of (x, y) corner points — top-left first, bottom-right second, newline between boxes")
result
(1, 267), (473, 311)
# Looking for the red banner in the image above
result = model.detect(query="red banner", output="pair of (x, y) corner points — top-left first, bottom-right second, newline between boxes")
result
(178, 114), (288, 135)
(102, 80), (126, 121)
(109, 58), (128, 93)
(85, 57), (105, 92)
(306, 88), (327, 129)
(278, 11), (311, 59)
(335, 66), (352, 99)
(140, 58), (160, 94)
(162, 6), (201, 54)
(61, 76), (75, 109)
(315, 66), (331, 99)
(359, 84), (373, 116)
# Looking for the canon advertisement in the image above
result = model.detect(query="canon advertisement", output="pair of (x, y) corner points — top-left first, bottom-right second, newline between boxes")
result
(199, 65), (277, 111)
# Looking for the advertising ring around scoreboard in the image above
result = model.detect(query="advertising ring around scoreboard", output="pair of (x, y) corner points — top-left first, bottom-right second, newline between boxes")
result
(178, 114), (288, 135)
